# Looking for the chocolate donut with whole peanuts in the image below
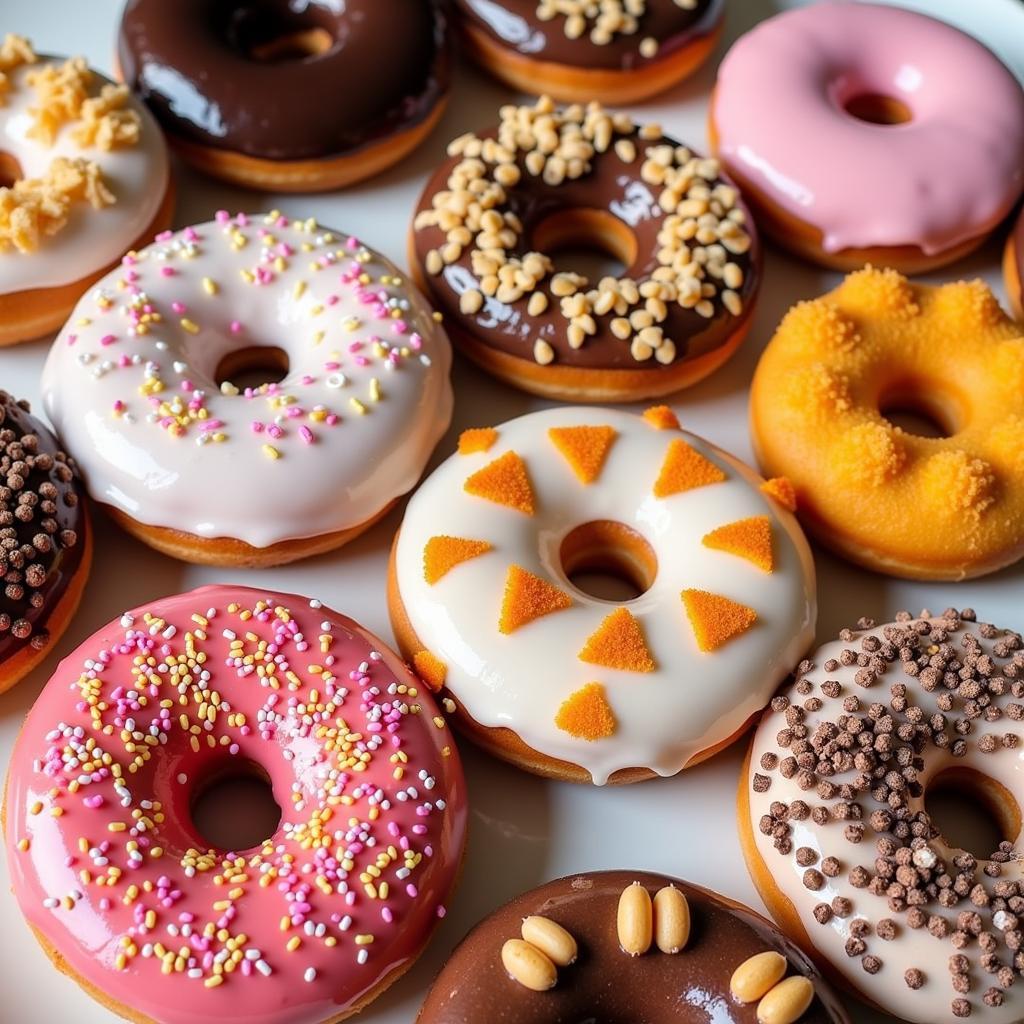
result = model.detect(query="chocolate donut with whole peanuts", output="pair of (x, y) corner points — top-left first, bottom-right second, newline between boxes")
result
(412, 96), (760, 402)
(118, 0), (451, 191)
(417, 869), (850, 1023)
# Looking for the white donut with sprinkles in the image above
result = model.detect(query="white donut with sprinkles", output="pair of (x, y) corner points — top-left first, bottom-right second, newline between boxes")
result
(389, 405), (816, 784)
(42, 212), (453, 566)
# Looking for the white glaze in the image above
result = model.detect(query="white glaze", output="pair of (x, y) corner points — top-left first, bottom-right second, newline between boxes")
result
(42, 213), (453, 548)
(394, 407), (816, 784)
(747, 618), (1024, 1023)
(0, 55), (169, 294)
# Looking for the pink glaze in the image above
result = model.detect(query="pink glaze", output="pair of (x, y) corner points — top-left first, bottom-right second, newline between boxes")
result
(713, 2), (1024, 255)
(3, 586), (467, 1024)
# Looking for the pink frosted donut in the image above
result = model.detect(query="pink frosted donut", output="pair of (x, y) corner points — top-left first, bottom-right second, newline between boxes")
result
(3, 585), (467, 1024)
(710, 2), (1024, 272)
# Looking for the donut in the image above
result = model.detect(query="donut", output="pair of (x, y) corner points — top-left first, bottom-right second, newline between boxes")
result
(417, 869), (849, 1023)
(709, 3), (1024, 274)
(42, 212), (453, 568)
(750, 267), (1024, 581)
(388, 406), (816, 785)
(740, 609), (1024, 1022)
(118, 0), (450, 192)
(3, 584), (468, 1024)
(454, 0), (725, 105)
(1003, 207), (1024, 321)
(412, 96), (760, 403)
(0, 35), (172, 346)
(0, 390), (89, 693)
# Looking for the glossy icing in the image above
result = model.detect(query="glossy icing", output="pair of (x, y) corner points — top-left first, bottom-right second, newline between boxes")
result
(0, 53), (169, 295)
(42, 213), (453, 548)
(394, 407), (816, 784)
(455, 0), (722, 70)
(746, 613), (1024, 1022)
(418, 870), (849, 1023)
(118, 0), (450, 161)
(713, 3), (1024, 255)
(4, 585), (468, 1024)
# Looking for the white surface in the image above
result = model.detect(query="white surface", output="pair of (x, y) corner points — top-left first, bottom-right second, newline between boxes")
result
(0, 1), (1022, 1022)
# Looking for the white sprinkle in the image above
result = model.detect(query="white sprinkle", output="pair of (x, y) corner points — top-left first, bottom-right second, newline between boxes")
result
(304, 967), (317, 983)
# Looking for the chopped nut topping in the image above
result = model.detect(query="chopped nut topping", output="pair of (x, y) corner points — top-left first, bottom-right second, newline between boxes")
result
(536, 0), (699, 48)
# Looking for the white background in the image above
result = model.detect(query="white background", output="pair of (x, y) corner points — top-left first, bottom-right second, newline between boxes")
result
(1, 0), (1022, 1021)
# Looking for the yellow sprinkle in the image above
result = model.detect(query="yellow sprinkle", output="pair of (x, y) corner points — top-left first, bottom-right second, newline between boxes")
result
(355, 934), (374, 946)
(369, 379), (382, 402)
(16, 838), (29, 852)
(262, 444), (281, 461)
(202, 277), (218, 296)
(204, 975), (224, 988)
(293, 280), (306, 300)
(286, 936), (302, 952)
(349, 398), (366, 415)
(180, 318), (199, 334)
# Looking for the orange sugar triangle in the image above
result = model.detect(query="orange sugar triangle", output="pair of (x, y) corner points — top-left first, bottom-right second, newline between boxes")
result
(458, 427), (498, 454)
(499, 564), (573, 634)
(682, 589), (757, 652)
(702, 516), (774, 573)
(578, 607), (655, 672)
(653, 438), (726, 498)
(464, 450), (535, 515)
(423, 535), (493, 585)
(761, 476), (798, 513)
(554, 682), (616, 741)
(412, 650), (447, 692)
(643, 405), (680, 430)
(548, 425), (618, 484)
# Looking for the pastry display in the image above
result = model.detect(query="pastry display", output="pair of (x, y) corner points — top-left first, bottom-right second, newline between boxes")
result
(751, 267), (1024, 580)
(742, 609), (1024, 1022)
(3, 585), (468, 1023)
(118, 0), (451, 191)
(42, 212), (453, 567)
(417, 870), (849, 1023)
(0, 34), (172, 345)
(412, 96), (759, 402)
(710, 3), (1024, 272)
(389, 406), (816, 784)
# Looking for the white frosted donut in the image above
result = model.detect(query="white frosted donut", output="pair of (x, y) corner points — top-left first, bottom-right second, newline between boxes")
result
(0, 39), (169, 295)
(743, 611), (1024, 1022)
(42, 212), (452, 560)
(391, 405), (816, 784)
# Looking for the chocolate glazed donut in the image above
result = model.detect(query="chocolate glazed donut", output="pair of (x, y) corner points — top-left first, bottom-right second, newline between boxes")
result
(118, 0), (451, 188)
(417, 870), (850, 1023)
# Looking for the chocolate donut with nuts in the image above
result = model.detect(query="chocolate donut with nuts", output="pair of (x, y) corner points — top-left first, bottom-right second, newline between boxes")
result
(0, 390), (89, 692)
(417, 870), (848, 1023)
(412, 97), (760, 403)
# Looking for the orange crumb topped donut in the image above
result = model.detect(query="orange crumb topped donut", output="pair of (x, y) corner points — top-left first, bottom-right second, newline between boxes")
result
(454, 0), (725, 104)
(412, 96), (760, 403)
(750, 267), (1024, 581)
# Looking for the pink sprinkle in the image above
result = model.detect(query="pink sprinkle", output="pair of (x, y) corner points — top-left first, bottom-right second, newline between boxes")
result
(155, 229), (173, 242)
(346, 236), (359, 250)
(267, 425), (284, 440)
(66, 334), (77, 346)
(160, 266), (176, 277)
(236, 212), (249, 227)
(215, 210), (230, 224)
(83, 795), (104, 809)
(251, 421), (264, 433)
(299, 426), (314, 445)
(326, 294), (339, 306)
(230, 320), (243, 334)
(100, 334), (117, 347)
(171, 301), (187, 315)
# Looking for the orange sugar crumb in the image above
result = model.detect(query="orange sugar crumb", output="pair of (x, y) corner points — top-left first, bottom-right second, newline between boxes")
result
(458, 427), (498, 454)
(412, 650), (447, 692)
(682, 589), (757, 652)
(498, 564), (573, 634)
(760, 477), (797, 513)
(547, 424), (617, 484)
(653, 438), (726, 498)
(920, 450), (996, 517)
(643, 405), (680, 430)
(578, 607), (655, 673)
(554, 682), (616, 741)
(464, 450), (535, 515)
(835, 266), (918, 319)
(423, 535), (493, 585)
(832, 421), (907, 487)
(778, 300), (861, 353)
(702, 516), (774, 573)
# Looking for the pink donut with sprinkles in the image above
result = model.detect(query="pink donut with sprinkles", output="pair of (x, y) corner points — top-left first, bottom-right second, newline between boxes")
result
(3, 585), (467, 1024)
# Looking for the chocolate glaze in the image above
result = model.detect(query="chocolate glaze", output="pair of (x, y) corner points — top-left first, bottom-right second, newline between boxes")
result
(0, 392), (86, 662)
(456, 0), (723, 70)
(118, 0), (450, 161)
(417, 870), (850, 1023)
(414, 130), (760, 371)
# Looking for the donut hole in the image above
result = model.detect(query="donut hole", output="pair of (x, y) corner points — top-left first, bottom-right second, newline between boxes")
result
(925, 768), (1021, 861)
(191, 760), (282, 852)
(215, 345), (290, 391)
(560, 520), (657, 602)
(843, 92), (913, 126)
(219, 3), (336, 63)
(0, 150), (23, 189)
(878, 381), (962, 438)
(532, 209), (637, 283)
